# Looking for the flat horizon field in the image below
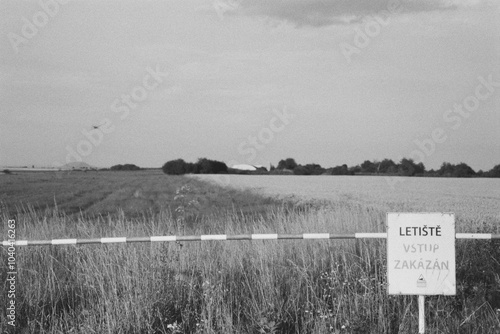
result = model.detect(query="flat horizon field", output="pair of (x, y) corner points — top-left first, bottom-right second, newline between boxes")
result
(1, 171), (499, 333)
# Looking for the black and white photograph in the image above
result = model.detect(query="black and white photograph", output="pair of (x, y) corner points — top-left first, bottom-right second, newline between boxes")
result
(1, 0), (499, 333)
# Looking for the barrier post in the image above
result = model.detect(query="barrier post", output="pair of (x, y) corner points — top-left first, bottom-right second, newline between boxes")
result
(418, 295), (425, 333)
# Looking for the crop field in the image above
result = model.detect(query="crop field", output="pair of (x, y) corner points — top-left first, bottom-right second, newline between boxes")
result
(1, 171), (499, 333)
(192, 174), (500, 223)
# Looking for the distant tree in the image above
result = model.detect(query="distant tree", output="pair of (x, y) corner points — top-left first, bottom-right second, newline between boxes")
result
(424, 169), (439, 177)
(378, 159), (397, 173)
(387, 165), (398, 174)
(162, 158), (228, 174)
(162, 159), (188, 175)
(293, 165), (308, 175)
(196, 158), (228, 174)
(189, 162), (201, 174)
(452, 163), (476, 177)
(487, 164), (500, 178)
(288, 163), (324, 175)
(185, 162), (197, 174)
(331, 164), (350, 175)
(111, 164), (140, 171)
(349, 165), (362, 174)
(303, 163), (324, 175)
(437, 162), (475, 177)
(398, 158), (424, 176)
(416, 162), (425, 175)
(277, 158), (298, 170)
(361, 160), (377, 173)
(269, 168), (293, 175)
(437, 162), (454, 177)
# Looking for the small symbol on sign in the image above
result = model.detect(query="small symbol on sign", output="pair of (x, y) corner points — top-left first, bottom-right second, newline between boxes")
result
(417, 274), (427, 288)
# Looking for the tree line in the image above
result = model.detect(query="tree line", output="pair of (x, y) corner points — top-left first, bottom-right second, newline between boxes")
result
(162, 157), (500, 178)
(273, 158), (500, 177)
(162, 158), (228, 175)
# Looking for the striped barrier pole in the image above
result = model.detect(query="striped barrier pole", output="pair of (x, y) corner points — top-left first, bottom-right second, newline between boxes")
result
(2, 233), (499, 247)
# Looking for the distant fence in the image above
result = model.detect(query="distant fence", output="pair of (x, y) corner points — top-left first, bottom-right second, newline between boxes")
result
(2, 233), (499, 247)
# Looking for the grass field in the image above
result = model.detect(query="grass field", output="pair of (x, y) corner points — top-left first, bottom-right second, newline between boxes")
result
(1, 170), (499, 333)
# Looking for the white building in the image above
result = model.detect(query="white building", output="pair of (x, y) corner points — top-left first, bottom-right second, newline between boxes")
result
(231, 164), (267, 172)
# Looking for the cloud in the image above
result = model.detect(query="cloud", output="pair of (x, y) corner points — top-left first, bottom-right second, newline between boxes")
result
(234, 0), (488, 27)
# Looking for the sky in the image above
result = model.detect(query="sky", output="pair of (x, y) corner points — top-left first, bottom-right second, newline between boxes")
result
(0, 0), (499, 170)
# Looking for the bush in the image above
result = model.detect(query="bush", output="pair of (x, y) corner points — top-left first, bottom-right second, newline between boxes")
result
(331, 164), (351, 175)
(110, 164), (141, 171)
(361, 160), (377, 173)
(487, 164), (500, 178)
(196, 158), (228, 174)
(437, 162), (476, 178)
(269, 169), (293, 175)
(277, 158), (298, 170)
(398, 158), (424, 176)
(379, 159), (397, 173)
(162, 159), (188, 175)
(162, 158), (228, 175)
(349, 165), (362, 174)
(293, 166), (308, 175)
(293, 164), (324, 175)
(303, 164), (325, 175)
(452, 163), (476, 177)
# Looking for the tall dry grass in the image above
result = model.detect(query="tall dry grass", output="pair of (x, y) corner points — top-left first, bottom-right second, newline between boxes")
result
(1, 181), (499, 333)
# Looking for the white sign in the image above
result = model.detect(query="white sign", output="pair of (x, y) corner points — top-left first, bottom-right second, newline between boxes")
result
(387, 213), (456, 295)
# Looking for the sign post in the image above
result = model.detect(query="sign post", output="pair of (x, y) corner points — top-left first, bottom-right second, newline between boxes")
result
(387, 213), (456, 332)
(418, 295), (425, 333)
